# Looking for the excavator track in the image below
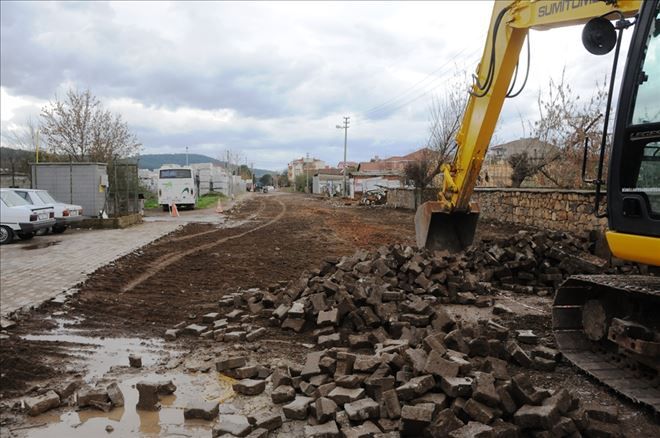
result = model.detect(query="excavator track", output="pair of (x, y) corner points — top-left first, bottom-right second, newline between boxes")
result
(553, 275), (660, 415)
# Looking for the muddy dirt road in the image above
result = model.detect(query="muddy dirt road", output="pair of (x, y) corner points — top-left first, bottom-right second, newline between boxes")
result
(0, 192), (657, 437)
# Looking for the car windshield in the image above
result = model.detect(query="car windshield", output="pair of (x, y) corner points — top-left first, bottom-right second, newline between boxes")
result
(0, 191), (30, 207)
(36, 191), (58, 204)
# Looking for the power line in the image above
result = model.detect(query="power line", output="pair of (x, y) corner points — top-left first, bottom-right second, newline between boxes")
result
(361, 46), (482, 118)
(362, 55), (479, 119)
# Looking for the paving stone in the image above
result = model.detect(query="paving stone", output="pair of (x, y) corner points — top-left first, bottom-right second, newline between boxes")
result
(184, 400), (219, 420)
(24, 390), (60, 416)
(542, 388), (574, 415)
(283, 396), (314, 420)
(401, 403), (434, 436)
(484, 356), (509, 380)
(164, 329), (179, 340)
(77, 387), (110, 409)
(225, 330), (247, 342)
(583, 418), (622, 437)
(582, 402), (619, 423)
(341, 420), (382, 438)
(550, 416), (578, 437)
(245, 428), (269, 438)
(345, 397), (380, 421)
(106, 382), (124, 407)
(318, 332), (341, 348)
(315, 397), (338, 422)
(250, 411), (282, 431)
(335, 374), (362, 389)
(353, 355), (381, 373)
(395, 375), (435, 400)
(282, 317), (306, 332)
(213, 414), (252, 437)
(349, 334), (373, 349)
(216, 356), (247, 372)
(233, 379), (266, 396)
(271, 385), (296, 404)
(128, 354), (142, 368)
(426, 409), (464, 438)
(507, 342), (532, 368)
(448, 421), (494, 438)
(328, 386), (365, 405)
(184, 324), (207, 336)
(423, 332), (447, 355)
(231, 365), (259, 379)
(510, 374), (548, 405)
(155, 380), (177, 395)
(464, 398), (495, 424)
(472, 372), (500, 407)
(318, 308), (339, 326)
(271, 367), (292, 388)
(135, 382), (160, 411)
(424, 350), (459, 378)
(380, 389), (401, 419)
(246, 327), (267, 341)
(202, 312), (220, 323)
(52, 380), (80, 400)
(301, 351), (324, 378)
(513, 404), (560, 430)
(304, 421), (340, 438)
(439, 377), (473, 398)
(515, 329), (538, 344)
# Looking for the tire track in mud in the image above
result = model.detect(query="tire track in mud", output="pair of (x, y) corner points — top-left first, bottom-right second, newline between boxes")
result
(121, 198), (286, 292)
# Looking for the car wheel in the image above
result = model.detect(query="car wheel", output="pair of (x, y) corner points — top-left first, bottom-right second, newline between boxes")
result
(162, 205), (170, 212)
(52, 225), (67, 234)
(17, 232), (35, 240)
(0, 226), (13, 245)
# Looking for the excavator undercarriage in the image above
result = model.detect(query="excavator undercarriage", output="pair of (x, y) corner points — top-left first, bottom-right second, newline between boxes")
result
(553, 275), (660, 414)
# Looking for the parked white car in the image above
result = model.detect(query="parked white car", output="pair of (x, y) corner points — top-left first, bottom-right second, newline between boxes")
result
(0, 188), (56, 244)
(12, 189), (83, 234)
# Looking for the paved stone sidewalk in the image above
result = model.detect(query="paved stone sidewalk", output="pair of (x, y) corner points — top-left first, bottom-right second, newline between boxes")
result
(0, 221), (182, 316)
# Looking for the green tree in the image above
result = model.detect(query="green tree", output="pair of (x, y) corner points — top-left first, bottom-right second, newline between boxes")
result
(259, 173), (273, 186)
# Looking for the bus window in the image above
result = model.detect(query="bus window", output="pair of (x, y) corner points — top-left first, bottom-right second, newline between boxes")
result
(160, 169), (192, 179)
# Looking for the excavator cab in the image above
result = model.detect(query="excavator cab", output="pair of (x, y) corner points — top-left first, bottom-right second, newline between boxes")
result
(414, 201), (479, 252)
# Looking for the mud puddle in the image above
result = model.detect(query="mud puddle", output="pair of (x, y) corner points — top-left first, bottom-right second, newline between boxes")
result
(20, 241), (61, 251)
(21, 320), (174, 383)
(13, 372), (236, 438)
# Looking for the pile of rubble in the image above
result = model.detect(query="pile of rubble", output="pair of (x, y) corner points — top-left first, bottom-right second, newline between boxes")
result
(208, 305), (622, 437)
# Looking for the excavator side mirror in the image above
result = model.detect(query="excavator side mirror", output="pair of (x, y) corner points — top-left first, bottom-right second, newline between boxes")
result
(582, 17), (617, 55)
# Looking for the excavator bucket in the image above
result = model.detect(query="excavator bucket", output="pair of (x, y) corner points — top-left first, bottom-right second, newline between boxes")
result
(414, 201), (479, 252)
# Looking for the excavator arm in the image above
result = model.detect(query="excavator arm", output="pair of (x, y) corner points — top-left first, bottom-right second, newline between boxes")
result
(416, 0), (640, 251)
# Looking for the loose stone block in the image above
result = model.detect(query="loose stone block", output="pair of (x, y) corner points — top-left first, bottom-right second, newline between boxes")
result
(283, 396), (314, 420)
(24, 390), (60, 416)
(129, 354), (142, 368)
(315, 397), (338, 422)
(304, 421), (340, 438)
(439, 377), (473, 398)
(213, 414), (252, 437)
(271, 385), (296, 404)
(184, 400), (219, 420)
(448, 421), (494, 438)
(135, 381), (160, 411)
(345, 397), (380, 421)
(106, 382), (124, 407)
(233, 379), (266, 396)
(216, 356), (247, 372)
(328, 386), (365, 405)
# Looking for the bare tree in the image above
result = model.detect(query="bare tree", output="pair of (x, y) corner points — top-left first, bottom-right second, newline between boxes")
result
(533, 70), (607, 188)
(426, 74), (468, 165)
(40, 88), (141, 163)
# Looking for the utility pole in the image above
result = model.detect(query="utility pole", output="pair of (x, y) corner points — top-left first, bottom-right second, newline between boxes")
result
(336, 116), (350, 197)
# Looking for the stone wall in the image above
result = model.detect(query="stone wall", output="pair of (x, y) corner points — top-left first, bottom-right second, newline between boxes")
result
(386, 188), (438, 210)
(387, 187), (607, 235)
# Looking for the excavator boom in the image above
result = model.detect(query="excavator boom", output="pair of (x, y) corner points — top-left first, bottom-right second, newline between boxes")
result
(417, 0), (639, 250)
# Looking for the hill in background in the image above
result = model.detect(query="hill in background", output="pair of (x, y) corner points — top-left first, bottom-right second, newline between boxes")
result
(137, 153), (276, 177)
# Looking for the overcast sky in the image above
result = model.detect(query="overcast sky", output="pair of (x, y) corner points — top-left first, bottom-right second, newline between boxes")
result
(1, 1), (630, 171)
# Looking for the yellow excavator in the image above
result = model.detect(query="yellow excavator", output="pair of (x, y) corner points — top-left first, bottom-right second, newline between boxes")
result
(415, 0), (660, 413)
